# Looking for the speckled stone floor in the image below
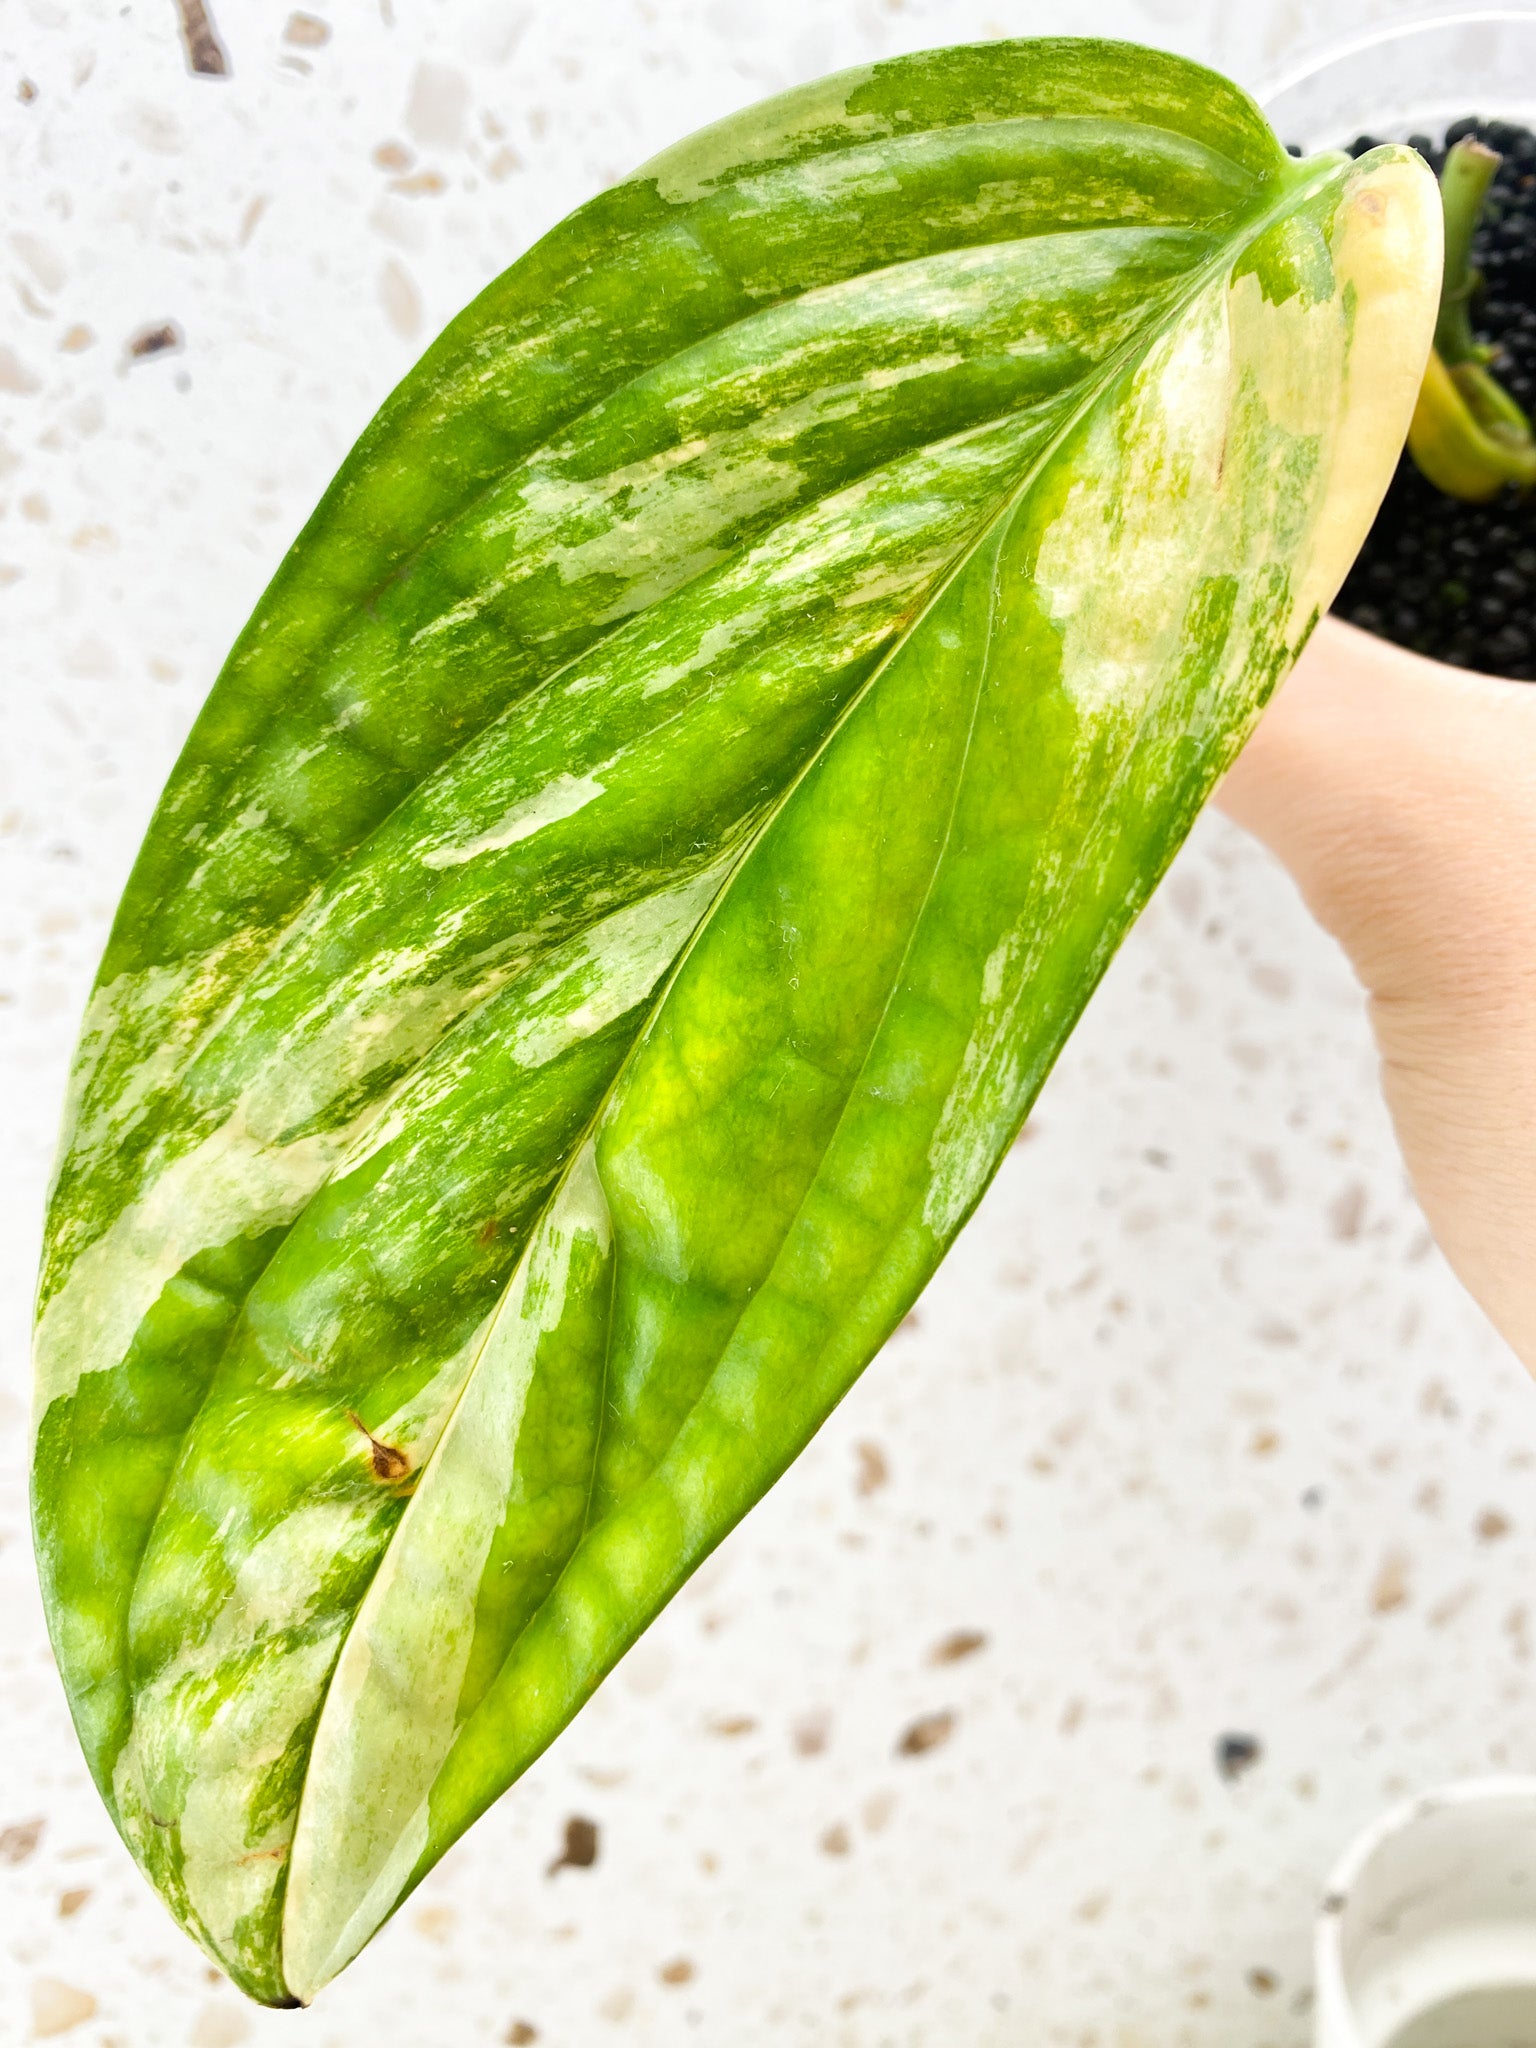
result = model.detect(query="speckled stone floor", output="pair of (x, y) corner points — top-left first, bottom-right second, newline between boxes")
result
(1, 5), (1528, 2046)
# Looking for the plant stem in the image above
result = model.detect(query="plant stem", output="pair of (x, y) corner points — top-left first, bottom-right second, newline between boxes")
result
(1408, 136), (1536, 500)
(1409, 350), (1536, 501)
(1435, 139), (1500, 364)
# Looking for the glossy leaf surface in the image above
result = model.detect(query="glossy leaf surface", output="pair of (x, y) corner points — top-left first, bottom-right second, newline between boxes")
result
(31, 38), (1439, 2005)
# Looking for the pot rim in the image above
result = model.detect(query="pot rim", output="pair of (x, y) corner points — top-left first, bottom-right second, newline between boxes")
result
(1256, 7), (1536, 113)
(1314, 1775), (1536, 2048)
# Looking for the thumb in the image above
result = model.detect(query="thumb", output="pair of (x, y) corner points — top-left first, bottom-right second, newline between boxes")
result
(1217, 614), (1536, 1368)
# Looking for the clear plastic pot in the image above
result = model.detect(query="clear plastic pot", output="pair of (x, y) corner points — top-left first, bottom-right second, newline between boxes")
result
(1260, 11), (1536, 680)
(1260, 10), (1536, 154)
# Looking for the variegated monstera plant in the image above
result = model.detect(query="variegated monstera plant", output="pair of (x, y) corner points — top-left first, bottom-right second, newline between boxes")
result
(33, 38), (1440, 2006)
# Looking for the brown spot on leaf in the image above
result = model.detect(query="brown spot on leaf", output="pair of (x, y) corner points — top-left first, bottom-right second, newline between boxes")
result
(477, 1216), (499, 1246)
(706, 1714), (756, 1738)
(0, 1816), (43, 1864)
(57, 1889), (90, 1918)
(347, 1410), (410, 1481)
(853, 1439), (888, 1496)
(1478, 1508), (1513, 1543)
(658, 1959), (694, 1986)
(897, 1710), (955, 1757)
(930, 1628), (988, 1665)
(374, 139), (414, 171)
(548, 1815), (599, 1875)
(505, 2025), (539, 2045)
(1247, 1967), (1279, 1997)
(174, 0), (230, 76)
(819, 1822), (851, 1856)
(18, 78), (37, 102)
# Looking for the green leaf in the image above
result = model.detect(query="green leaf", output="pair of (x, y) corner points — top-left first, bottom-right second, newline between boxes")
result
(31, 37), (1438, 2006)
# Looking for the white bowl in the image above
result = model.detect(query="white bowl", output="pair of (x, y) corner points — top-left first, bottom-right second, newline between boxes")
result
(1315, 1779), (1536, 2048)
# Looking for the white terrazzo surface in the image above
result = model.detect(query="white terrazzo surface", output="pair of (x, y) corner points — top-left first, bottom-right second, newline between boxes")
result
(1, 3), (1530, 2044)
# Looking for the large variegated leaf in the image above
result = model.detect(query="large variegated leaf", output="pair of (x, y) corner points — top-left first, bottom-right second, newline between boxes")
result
(32, 37), (1439, 2006)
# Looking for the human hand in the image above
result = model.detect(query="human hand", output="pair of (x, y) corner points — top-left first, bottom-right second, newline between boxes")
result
(1217, 613), (1536, 1368)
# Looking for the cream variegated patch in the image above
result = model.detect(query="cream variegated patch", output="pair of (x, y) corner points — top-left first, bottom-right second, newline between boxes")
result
(1031, 275), (1230, 723)
(421, 771), (608, 869)
(921, 148), (1439, 1251)
(1286, 153), (1443, 633)
(114, 1499), (381, 1966)
(33, 1105), (371, 1418)
(636, 63), (885, 204)
(284, 1140), (614, 2000)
